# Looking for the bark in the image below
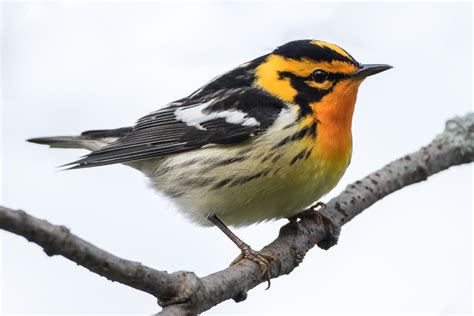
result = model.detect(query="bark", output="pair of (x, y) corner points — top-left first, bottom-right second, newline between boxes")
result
(1, 113), (473, 315)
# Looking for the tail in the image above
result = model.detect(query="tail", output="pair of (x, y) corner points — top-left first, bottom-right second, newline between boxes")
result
(27, 127), (133, 152)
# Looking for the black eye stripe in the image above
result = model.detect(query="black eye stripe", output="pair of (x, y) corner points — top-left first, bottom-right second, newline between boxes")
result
(329, 72), (348, 80)
(306, 72), (347, 81)
(279, 71), (347, 81)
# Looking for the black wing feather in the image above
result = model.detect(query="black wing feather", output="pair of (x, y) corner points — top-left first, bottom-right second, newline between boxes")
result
(67, 87), (285, 169)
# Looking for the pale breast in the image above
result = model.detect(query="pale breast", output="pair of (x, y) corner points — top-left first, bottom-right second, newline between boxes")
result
(144, 108), (351, 227)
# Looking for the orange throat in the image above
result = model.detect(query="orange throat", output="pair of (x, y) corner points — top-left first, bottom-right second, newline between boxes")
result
(310, 79), (361, 162)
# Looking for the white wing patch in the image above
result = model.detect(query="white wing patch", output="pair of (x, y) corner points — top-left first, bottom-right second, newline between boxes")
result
(174, 101), (260, 130)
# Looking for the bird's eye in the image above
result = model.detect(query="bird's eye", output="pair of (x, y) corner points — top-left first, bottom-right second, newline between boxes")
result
(311, 70), (328, 83)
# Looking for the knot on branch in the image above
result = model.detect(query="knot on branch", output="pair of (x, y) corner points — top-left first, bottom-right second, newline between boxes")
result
(157, 271), (204, 308)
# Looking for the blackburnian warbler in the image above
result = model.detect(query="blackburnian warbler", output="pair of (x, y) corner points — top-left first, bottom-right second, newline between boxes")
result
(29, 39), (391, 283)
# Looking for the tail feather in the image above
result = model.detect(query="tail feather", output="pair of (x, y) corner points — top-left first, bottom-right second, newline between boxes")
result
(27, 127), (133, 151)
(28, 136), (90, 149)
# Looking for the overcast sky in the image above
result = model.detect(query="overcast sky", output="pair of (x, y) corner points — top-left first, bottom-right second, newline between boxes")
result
(1, 1), (472, 314)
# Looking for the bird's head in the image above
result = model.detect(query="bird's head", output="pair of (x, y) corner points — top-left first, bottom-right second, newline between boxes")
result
(253, 39), (392, 119)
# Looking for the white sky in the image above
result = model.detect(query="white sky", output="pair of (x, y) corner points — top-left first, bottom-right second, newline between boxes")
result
(1, 1), (472, 315)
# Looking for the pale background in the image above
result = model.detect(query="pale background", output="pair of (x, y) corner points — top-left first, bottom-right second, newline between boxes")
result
(1, 1), (472, 314)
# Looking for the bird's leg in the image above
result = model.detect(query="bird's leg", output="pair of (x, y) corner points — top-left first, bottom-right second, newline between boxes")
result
(207, 215), (276, 289)
(287, 201), (340, 250)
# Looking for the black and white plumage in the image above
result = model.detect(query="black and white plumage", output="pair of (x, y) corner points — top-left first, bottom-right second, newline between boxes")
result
(64, 60), (285, 169)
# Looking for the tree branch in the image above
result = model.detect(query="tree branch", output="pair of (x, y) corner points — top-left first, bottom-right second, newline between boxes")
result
(0, 206), (202, 305)
(1, 113), (473, 315)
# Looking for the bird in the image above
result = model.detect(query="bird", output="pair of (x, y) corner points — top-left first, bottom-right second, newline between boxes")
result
(28, 39), (391, 285)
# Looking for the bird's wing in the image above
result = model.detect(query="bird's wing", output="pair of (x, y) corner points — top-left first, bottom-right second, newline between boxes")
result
(66, 88), (286, 168)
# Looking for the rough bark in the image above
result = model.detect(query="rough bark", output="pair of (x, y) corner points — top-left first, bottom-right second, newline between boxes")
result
(1, 113), (473, 315)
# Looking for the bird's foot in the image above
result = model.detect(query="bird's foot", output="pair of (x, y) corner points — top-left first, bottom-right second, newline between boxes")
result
(287, 201), (329, 224)
(288, 202), (340, 250)
(231, 245), (276, 290)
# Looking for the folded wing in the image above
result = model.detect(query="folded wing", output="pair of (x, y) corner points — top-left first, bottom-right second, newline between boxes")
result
(66, 88), (285, 169)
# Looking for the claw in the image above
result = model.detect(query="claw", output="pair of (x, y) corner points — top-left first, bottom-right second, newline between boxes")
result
(288, 202), (340, 250)
(207, 215), (278, 290)
(313, 201), (327, 211)
(231, 246), (276, 289)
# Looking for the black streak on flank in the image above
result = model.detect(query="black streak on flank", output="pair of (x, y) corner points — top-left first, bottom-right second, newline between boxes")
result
(308, 121), (317, 136)
(261, 152), (281, 163)
(181, 178), (214, 188)
(154, 165), (173, 177)
(283, 122), (295, 130)
(272, 153), (282, 163)
(273, 135), (292, 149)
(261, 153), (273, 163)
(156, 157), (212, 176)
(167, 188), (185, 198)
(212, 178), (233, 190)
(290, 126), (310, 142)
(175, 158), (210, 169)
(203, 155), (248, 173)
(229, 169), (271, 187)
(290, 149), (308, 165)
(271, 123), (315, 150)
(214, 155), (247, 166)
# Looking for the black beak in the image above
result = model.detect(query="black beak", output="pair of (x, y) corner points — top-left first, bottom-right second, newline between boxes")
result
(352, 64), (393, 78)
